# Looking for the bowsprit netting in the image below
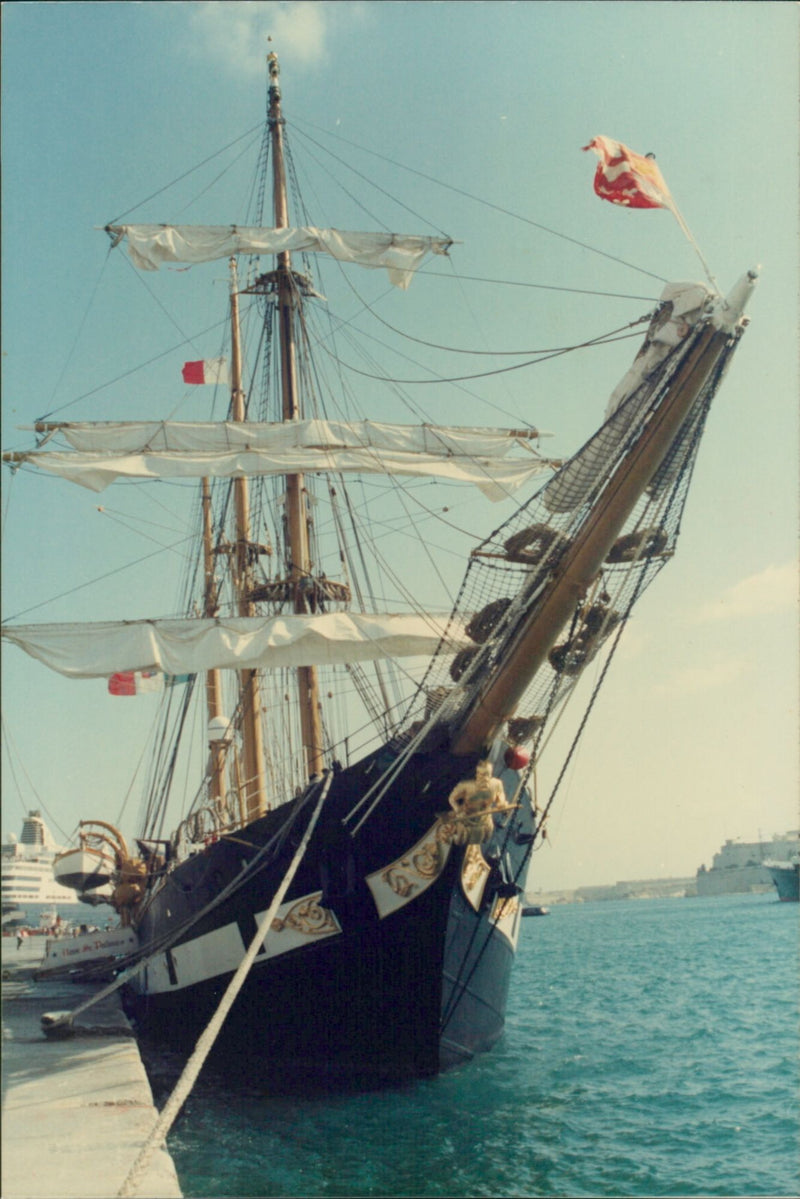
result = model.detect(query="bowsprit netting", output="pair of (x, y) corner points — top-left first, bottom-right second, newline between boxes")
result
(394, 310), (740, 757)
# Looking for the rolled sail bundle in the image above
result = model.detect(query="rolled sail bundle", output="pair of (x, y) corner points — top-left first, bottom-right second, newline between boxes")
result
(1, 611), (472, 680)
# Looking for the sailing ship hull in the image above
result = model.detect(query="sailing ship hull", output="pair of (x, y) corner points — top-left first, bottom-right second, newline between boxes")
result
(126, 746), (532, 1081)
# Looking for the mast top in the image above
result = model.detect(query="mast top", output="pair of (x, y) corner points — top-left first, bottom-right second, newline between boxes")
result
(268, 52), (281, 106)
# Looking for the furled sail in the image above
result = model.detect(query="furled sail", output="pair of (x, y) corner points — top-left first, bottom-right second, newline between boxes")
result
(106, 225), (453, 288)
(7, 417), (552, 498)
(32, 418), (546, 457)
(1, 611), (470, 679)
(544, 281), (712, 514)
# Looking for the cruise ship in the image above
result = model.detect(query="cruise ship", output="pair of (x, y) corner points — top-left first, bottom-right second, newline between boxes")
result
(1, 810), (79, 918)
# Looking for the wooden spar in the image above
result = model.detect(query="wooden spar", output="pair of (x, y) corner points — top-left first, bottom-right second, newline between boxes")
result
(76, 819), (130, 862)
(451, 322), (732, 756)
(201, 478), (228, 814)
(268, 53), (325, 778)
(229, 262), (268, 821)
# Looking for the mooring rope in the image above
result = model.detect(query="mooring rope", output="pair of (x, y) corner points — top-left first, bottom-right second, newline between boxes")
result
(116, 770), (331, 1198)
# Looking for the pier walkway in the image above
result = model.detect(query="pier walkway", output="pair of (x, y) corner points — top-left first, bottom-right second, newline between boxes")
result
(2, 936), (182, 1199)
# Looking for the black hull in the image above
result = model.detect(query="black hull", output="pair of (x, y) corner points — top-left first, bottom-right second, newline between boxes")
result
(126, 746), (534, 1083)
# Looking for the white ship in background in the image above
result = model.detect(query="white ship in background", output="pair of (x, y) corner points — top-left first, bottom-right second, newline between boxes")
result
(1, 810), (79, 917)
(695, 830), (799, 897)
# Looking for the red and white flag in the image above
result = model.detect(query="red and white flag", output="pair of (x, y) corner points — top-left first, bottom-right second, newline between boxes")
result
(582, 136), (673, 210)
(108, 670), (163, 696)
(182, 357), (229, 385)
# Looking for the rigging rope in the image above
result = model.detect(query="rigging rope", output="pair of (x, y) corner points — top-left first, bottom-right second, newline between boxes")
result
(315, 323), (648, 386)
(106, 124), (264, 225)
(116, 770), (332, 1198)
(418, 270), (658, 302)
(341, 278), (653, 356)
(291, 117), (669, 284)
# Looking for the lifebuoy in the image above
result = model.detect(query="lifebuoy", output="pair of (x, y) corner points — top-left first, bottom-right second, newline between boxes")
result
(507, 714), (544, 744)
(548, 640), (595, 676)
(606, 527), (668, 564)
(549, 604), (621, 676)
(450, 647), (479, 682)
(503, 523), (570, 566)
(466, 597), (512, 643)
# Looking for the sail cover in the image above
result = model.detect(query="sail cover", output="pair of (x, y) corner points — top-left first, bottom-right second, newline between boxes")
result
(106, 225), (452, 288)
(1, 612), (469, 679)
(9, 418), (551, 499)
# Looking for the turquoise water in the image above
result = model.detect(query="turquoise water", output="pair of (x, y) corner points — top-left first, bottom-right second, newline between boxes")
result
(158, 893), (798, 1197)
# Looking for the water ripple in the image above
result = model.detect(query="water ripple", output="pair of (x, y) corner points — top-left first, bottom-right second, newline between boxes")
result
(160, 894), (798, 1197)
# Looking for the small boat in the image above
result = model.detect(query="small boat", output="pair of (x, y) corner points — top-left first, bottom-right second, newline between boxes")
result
(53, 822), (120, 893)
(522, 904), (550, 917)
(1, 56), (756, 1082)
(35, 924), (138, 979)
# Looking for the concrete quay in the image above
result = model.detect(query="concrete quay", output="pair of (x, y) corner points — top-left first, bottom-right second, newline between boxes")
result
(2, 936), (182, 1199)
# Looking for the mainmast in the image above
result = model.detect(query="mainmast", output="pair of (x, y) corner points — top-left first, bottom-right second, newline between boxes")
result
(230, 262), (269, 819)
(267, 52), (325, 778)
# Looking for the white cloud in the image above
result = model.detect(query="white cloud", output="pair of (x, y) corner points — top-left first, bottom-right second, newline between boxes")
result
(188, 2), (365, 75)
(656, 658), (745, 696)
(694, 561), (797, 623)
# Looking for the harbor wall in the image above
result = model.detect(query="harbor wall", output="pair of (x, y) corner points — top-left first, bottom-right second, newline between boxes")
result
(1, 935), (182, 1199)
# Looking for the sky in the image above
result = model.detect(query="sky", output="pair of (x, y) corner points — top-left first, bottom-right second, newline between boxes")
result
(1, 1), (797, 892)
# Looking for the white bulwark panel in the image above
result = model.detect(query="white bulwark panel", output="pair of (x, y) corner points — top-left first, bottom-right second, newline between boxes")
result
(255, 892), (341, 958)
(148, 892), (342, 993)
(366, 821), (452, 919)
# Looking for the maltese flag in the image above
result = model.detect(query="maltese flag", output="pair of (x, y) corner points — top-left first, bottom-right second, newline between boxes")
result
(182, 357), (229, 385)
(582, 136), (673, 210)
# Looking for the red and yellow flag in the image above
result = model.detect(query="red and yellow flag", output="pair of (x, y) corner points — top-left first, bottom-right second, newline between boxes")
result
(583, 136), (672, 210)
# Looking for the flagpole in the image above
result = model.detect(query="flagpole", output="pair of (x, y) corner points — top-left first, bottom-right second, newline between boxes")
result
(583, 136), (721, 295)
(662, 198), (720, 295)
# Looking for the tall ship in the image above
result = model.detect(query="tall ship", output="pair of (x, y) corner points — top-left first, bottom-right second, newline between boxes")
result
(1, 810), (79, 918)
(1, 57), (756, 1081)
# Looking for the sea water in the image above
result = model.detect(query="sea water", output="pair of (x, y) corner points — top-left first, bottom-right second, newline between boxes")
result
(152, 893), (797, 1198)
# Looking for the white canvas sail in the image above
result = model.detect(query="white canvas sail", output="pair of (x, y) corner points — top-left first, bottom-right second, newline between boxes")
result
(1, 611), (469, 679)
(106, 225), (453, 288)
(7, 443), (550, 499)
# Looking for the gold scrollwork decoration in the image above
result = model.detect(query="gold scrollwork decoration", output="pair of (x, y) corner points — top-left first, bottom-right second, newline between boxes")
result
(381, 867), (416, 898)
(381, 826), (450, 898)
(492, 895), (520, 923)
(271, 895), (339, 936)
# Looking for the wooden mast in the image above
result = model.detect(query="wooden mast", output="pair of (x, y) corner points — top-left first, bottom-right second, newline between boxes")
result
(451, 322), (736, 756)
(201, 478), (229, 818)
(268, 52), (325, 778)
(229, 260), (269, 820)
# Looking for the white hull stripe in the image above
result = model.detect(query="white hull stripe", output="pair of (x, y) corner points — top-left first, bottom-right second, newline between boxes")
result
(366, 820), (452, 919)
(140, 891), (341, 996)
